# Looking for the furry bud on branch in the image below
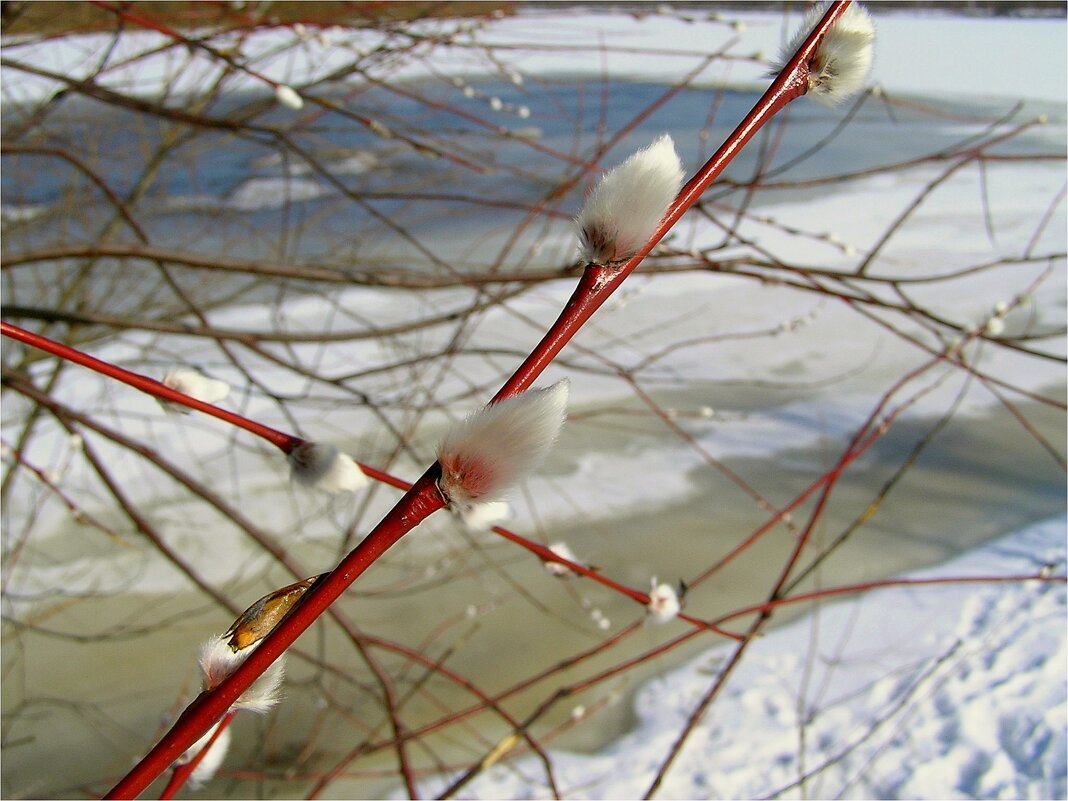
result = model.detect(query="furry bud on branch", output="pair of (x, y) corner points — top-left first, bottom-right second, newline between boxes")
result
(198, 638), (286, 714)
(576, 135), (684, 265)
(161, 368), (230, 411)
(437, 380), (569, 508)
(544, 541), (581, 577)
(176, 721), (231, 788)
(274, 83), (304, 110)
(288, 441), (369, 493)
(773, 1), (875, 106)
(646, 577), (683, 623)
(456, 500), (512, 531)
(196, 575), (323, 715)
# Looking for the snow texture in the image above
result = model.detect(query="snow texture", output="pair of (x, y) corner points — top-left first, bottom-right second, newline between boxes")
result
(421, 516), (1066, 799)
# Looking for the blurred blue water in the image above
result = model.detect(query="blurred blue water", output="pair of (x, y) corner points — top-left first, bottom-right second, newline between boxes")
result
(3, 76), (1060, 254)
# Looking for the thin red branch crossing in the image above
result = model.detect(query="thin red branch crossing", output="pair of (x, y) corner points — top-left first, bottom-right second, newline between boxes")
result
(158, 711), (236, 800)
(1, 321), (300, 453)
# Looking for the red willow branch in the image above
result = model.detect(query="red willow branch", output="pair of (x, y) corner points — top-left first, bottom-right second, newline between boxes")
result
(490, 3), (850, 402)
(0, 321), (299, 453)
(4, 4), (858, 797)
(714, 572), (1067, 627)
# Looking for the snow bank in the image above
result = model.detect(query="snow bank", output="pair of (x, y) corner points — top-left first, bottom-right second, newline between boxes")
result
(429, 515), (1066, 799)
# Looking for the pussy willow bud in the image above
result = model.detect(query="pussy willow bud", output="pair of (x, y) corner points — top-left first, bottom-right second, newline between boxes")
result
(437, 381), (569, 508)
(772, 2), (875, 106)
(576, 135), (684, 265)
(288, 441), (368, 494)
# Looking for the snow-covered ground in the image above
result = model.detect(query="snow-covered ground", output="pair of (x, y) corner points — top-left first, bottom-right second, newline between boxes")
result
(421, 515), (1066, 800)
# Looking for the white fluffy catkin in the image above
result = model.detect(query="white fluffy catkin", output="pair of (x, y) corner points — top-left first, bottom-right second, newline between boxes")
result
(545, 541), (581, 577)
(288, 441), (369, 493)
(772, 2), (875, 106)
(575, 135), (684, 265)
(646, 578), (681, 623)
(178, 720), (232, 788)
(274, 83), (304, 110)
(438, 380), (569, 507)
(162, 368), (230, 406)
(198, 636), (286, 714)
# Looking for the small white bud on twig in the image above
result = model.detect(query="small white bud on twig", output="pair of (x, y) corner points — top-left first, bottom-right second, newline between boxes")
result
(575, 134), (685, 265)
(646, 577), (682, 623)
(288, 441), (369, 494)
(773, 2), (875, 106)
(985, 317), (1005, 336)
(274, 83), (304, 110)
(369, 119), (393, 139)
(178, 720), (232, 788)
(161, 368), (230, 413)
(198, 637), (286, 714)
(590, 607), (612, 630)
(438, 381), (569, 508)
(544, 541), (581, 577)
(457, 500), (512, 531)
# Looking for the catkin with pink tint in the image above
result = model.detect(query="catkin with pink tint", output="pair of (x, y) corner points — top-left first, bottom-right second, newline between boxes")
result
(437, 380), (569, 508)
